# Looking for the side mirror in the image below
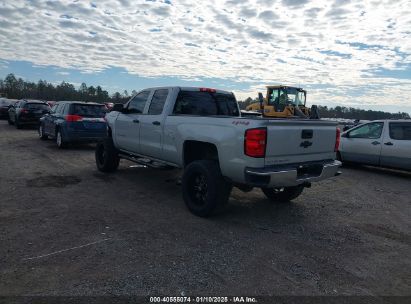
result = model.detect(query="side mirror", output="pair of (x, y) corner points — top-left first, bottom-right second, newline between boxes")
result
(341, 133), (348, 138)
(112, 103), (124, 112)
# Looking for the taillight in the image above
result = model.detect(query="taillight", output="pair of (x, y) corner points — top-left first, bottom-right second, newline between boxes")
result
(245, 128), (267, 158)
(65, 114), (83, 122)
(199, 87), (216, 93)
(21, 109), (28, 114)
(335, 128), (341, 152)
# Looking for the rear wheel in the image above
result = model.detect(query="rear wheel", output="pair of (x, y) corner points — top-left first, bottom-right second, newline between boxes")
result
(14, 117), (22, 129)
(56, 129), (68, 148)
(38, 123), (48, 140)
(95, 137), (120, 172)
(261, 185), (304, 203)
(7, 117), (13, 125)
(182, 160), (232, 217)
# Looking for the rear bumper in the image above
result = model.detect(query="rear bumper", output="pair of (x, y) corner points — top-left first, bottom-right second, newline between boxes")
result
(19, 117), (42, 124)
(18, 120), (41, 125)
(245, 160), (342, 187)
(64, 131), (106, 142)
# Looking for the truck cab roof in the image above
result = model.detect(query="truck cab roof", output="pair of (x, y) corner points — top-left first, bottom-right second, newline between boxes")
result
(133, 86), (233, 96)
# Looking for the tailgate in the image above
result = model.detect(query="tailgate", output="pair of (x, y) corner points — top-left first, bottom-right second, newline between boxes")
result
(264, 120), (337, 165)
(69, 118), (106, 131)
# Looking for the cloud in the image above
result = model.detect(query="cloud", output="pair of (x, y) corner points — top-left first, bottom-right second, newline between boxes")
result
(246, 28), (273, 39)
(304, 7), (323, 18)
(239, 7), (257, 18)
(325, 7), (352, 18)
(282, 0), (309, 7)
(150, 6), (171, 17)
(0, 0), (409, 110)
(258, 10), (279, 20)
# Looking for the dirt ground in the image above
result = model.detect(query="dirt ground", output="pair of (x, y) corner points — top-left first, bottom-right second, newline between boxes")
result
(0, 120), (410, 297)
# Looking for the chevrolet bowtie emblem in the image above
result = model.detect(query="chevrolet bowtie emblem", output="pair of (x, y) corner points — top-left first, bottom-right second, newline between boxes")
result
(300, 141), (312, 148)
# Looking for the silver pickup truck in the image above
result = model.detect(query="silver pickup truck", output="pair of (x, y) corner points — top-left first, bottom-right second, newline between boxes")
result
(96, 87), (341, 216)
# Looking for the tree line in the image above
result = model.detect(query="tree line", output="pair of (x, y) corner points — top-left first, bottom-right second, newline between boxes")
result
(0, 73), (133, 103)
(238, 97), (410, 120)
(1, 73), (409, 120)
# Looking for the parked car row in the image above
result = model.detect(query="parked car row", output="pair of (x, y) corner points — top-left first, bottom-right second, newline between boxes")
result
(2, 98), (109, 148)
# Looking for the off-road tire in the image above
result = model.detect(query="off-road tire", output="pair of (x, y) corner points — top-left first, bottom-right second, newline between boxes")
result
(95, 137), (120, 173)
(182, 160), (232, 217)
(38, 123), (48, 140)
(261, 185), (304, 203)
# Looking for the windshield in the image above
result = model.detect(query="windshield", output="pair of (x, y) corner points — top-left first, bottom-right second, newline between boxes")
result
(268, 88), (306, 106)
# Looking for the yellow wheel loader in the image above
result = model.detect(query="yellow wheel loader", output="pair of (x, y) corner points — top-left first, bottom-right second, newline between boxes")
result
(245, 85), (320, 119)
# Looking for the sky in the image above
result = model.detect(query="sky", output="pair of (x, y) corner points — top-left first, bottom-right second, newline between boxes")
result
(0, 0), (410, 114)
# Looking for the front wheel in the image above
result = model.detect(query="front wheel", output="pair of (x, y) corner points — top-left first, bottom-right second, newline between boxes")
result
(38, 123), (48, 140)
(261, 185), (304, 203)
(95, 137), (120, 172)
(182, 160), (232, 217)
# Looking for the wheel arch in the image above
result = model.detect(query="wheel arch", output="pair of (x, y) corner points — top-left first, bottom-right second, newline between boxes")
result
(183, 140), (219, 168)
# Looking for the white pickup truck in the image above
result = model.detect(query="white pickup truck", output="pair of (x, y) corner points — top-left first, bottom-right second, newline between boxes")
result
(96, 87), (341, 216)
(338, 120), (411, 171)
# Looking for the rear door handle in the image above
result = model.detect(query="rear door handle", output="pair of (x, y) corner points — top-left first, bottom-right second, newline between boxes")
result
(152, 121), (160, 126)
(371, 141), (380, 145)
(133, 119), (139, 123)
(384, 142), (393, 146)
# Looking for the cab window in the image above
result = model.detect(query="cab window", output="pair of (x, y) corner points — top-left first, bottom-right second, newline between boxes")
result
(173, 91), (239, 116)
(268, 90), (279, 105)
(128, 91), (150, 114)
(148, 89), (168, 115)
(268, 89), (288, 111)
(389, 122), (411, 140)
(348, 122), (384, 139)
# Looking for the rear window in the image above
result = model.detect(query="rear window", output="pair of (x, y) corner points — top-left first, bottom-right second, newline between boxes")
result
(173, 91), (239, 116)
(389, 122), (411, 140)
(25, 103), (50, 110)
(70, 104), (106, 117)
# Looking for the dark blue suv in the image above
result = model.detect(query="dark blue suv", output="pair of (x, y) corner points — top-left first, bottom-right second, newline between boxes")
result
(39, 101), (107, 148)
